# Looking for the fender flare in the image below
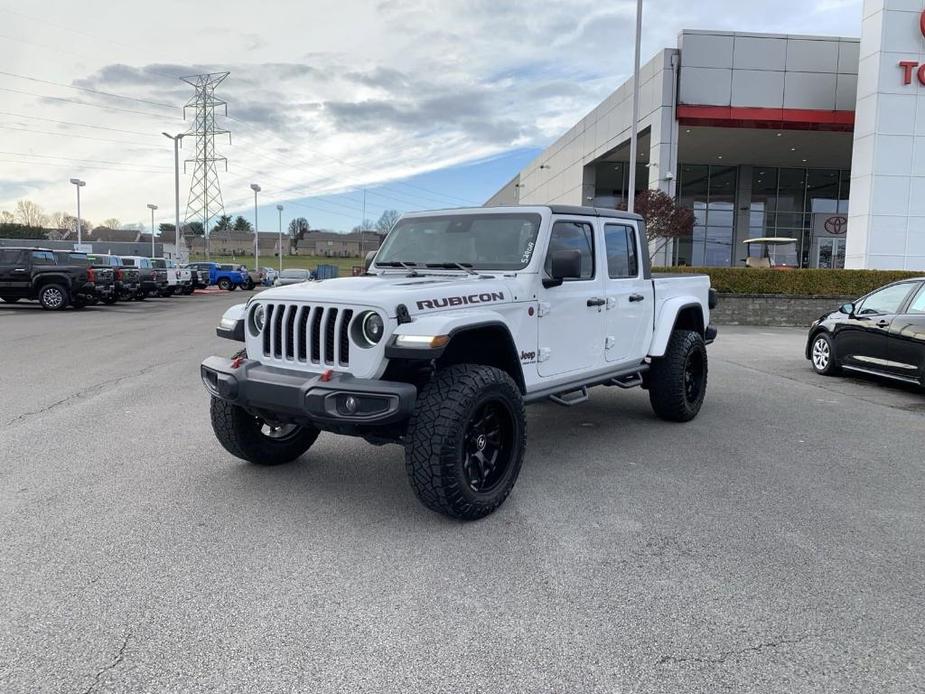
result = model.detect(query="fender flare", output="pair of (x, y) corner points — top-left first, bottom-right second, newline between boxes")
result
(648, 298), (705, 358)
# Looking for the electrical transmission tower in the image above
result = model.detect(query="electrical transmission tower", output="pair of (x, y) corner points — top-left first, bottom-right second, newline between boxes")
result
(181, 71), (231, 257)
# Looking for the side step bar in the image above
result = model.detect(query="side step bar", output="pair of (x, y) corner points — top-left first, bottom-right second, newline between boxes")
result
(609, 372), (645, 389)
(549, 386), (589, 407)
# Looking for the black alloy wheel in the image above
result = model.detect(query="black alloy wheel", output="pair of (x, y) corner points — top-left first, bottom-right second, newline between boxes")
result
(683, 349), (705, 404)
(462, 399), (516, 494)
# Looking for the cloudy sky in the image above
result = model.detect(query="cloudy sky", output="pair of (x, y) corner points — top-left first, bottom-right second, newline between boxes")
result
(0, 0), (862, 233)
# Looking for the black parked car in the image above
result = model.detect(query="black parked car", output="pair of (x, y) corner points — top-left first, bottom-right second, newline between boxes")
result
(120, 256), (166, 299)
(807, 278), (925, 387)
(55, 251), (115, 305)
(0, 247), (97, 310)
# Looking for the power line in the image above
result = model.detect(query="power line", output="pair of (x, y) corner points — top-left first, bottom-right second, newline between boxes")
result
(0, 157), (170, 175)
(0, 86), (178, 120)
(0, 69), (179, 110)
(0, 150), (171, 170)
(0, 111), (162, 137)
(0, 123), (164, 148)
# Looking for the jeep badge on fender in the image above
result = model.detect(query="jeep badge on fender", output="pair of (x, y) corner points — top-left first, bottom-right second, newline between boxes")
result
(201, 205), (717, 521)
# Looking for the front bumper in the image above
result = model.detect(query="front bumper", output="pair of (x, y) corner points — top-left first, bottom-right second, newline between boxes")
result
(200, 356), (417, 426)
(705, 324), (718, 345)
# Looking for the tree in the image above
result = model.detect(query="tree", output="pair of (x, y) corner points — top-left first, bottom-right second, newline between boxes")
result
(15, 200), (47, 227)
(0, 210), (14, 223)
(233, 215), (253, 232)
(101, 217), (121, 229)
(617, 189), (695, 255)
(351, 219), (375, 233)
(159, 222), (176, 233)
(287, 217), (310, 241)
(47, 211), (68, 230)
(61, 214), (94, 236)
(375, 209), (401, 233)
(213, 214), (233, 232)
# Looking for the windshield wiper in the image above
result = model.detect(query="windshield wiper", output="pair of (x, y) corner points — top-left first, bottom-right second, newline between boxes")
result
(423, 262), (477, 275)
(375, 260), (421, 276)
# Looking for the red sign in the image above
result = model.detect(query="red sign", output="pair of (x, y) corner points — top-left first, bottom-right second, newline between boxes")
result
(897, 11), (925, 84)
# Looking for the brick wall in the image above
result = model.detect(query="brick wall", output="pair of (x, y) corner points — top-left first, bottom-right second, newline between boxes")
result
(711, 294), (853, 327)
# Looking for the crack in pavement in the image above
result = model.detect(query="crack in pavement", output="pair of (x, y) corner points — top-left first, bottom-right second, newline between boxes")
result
(3, 357), (182, 429)
(80, 630), (131, 694)
(655, 634), (811, 667)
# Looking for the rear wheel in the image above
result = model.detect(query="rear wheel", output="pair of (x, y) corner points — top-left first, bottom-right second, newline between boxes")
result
(210, 397), (320, 466)
(102, 295), (118, 305)
(38, 284), (69, 311)
(648, 329), (708, 422)
(810, 332), (841, 376)
(218, 278), (232, 291)
(405, 364), (526, 520)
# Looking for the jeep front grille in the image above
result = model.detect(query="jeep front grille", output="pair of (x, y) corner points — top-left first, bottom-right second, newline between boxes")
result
(261, 304), (353, 367)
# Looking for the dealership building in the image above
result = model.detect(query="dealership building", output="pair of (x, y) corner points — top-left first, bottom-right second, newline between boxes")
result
(488, 0), (925, 270)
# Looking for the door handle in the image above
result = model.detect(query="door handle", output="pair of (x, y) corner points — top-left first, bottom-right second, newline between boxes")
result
(877, 320), (890, 328)
(587, 297), (605, 307)
(629, 293), (645, 302)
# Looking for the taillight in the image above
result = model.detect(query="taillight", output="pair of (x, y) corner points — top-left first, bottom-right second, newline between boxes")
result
(87, 268), (96, 282)
(116, 268), (124, 280)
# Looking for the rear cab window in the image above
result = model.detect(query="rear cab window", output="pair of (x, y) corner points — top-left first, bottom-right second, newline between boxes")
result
(603, 224), (639, 278)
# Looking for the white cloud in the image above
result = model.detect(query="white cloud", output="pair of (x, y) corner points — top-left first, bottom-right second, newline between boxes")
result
(0, 0), (862, 228)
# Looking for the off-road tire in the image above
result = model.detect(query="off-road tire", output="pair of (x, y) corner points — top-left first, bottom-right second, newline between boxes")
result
(133, 292), (146, 301)
(244, 279), (255, 291)
(210, 397), (320, 466)
(38, 283), (69, 311)
(1, 297), (20, 303)
(102, 295), (118, 305)
(809, 332), (841, 376)
(405, 364), (526, 521)
(648, 329), (708, 423)
(218, 278), (232, 291)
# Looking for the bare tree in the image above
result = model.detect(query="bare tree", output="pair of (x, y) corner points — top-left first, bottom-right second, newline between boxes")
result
(351, 219), (375, 233)
(0, 210), (14, 223)
(375, 209), (401, 233)
(101, 217), (121, 229)
(15, 200), (47, 227)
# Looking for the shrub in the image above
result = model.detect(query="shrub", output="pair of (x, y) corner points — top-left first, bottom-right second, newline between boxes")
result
(653, 267), (923, 297)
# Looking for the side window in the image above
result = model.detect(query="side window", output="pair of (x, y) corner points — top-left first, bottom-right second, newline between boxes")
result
(544, 221), (594, 280)
(32, 251), (55, 264)
(906, 284), (925, 315)
(858, 283), (915, 315)
(604, 224), (638, 278)
(0, 249), (23, 264)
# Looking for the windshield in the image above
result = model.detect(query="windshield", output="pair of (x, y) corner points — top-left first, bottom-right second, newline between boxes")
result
(150, 259), (166, 268)
(375, 213), (542, 271)
(58, 252), (90, 267)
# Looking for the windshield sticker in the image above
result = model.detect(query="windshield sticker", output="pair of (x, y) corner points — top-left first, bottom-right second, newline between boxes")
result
(416, 292), (505, 310)
(521, 241), (535, 264)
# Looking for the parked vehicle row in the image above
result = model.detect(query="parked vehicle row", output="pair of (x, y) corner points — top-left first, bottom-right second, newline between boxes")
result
(0, 247), (266, 310)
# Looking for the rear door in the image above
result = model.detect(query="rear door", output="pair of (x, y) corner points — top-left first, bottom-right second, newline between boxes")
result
(834, 282), (918, 373)
(537, 218), (605, 377)
(887, 282), (925, 381)
(602, 222), (651, 364)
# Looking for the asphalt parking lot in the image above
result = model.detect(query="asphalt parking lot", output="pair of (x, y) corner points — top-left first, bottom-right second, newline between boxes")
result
(1, 293), (923, 694)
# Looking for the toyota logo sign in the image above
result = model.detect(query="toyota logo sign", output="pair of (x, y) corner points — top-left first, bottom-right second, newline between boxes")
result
(824, 216), (847, 235)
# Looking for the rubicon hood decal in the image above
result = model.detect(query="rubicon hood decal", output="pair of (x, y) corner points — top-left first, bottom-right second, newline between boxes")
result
(416, 292), (505, 311)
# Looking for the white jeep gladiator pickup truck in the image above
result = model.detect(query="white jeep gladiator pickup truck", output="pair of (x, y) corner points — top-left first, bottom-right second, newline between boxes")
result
(201, 205), (717, 520)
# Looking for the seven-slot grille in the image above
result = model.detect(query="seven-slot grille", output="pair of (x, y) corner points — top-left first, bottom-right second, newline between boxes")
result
(260, 303), (354, 367)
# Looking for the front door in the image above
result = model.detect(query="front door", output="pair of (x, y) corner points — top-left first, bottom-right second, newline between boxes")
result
(537, 219), (605, 377)
(834, 282), (918, 373)
(888, 282), (925, 381)
(602, 222), (651, 364)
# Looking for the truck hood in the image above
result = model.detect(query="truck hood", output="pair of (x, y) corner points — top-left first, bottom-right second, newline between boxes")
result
(255, 273), (516, 317)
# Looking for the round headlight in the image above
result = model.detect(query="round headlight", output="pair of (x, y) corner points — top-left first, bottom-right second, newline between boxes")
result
(361, 311), (384, 345)
(252, 303), (266, 332)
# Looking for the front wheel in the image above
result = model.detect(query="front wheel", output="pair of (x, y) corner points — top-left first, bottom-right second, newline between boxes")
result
(405, 364), (526, 521)
(648, 329), (708, 422)
(809, 332), (841, 376)
(217, 278), (232, 291)
(209, 397), (319, 466)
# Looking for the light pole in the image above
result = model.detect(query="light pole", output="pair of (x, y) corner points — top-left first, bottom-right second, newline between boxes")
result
(250, 183), (261, 267)
(276, 204), (283, 274)
(162, 132), (185, 258)
(69, 178), (86, 245)
(627, 0), (643, 213)
(147, 203), (158, 257)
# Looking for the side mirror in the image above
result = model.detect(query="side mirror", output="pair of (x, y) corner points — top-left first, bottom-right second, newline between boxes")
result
(839, 302), (855, 316)
(364, 250), (377, 272)
(544, 249), (582, 288)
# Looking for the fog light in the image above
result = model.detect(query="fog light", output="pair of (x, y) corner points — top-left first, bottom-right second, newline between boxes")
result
(344, 395), (358, 413)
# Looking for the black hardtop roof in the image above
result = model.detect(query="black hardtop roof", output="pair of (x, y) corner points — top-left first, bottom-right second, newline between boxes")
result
(546, 205), (644, 222)
(5, 246), (53, 251)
